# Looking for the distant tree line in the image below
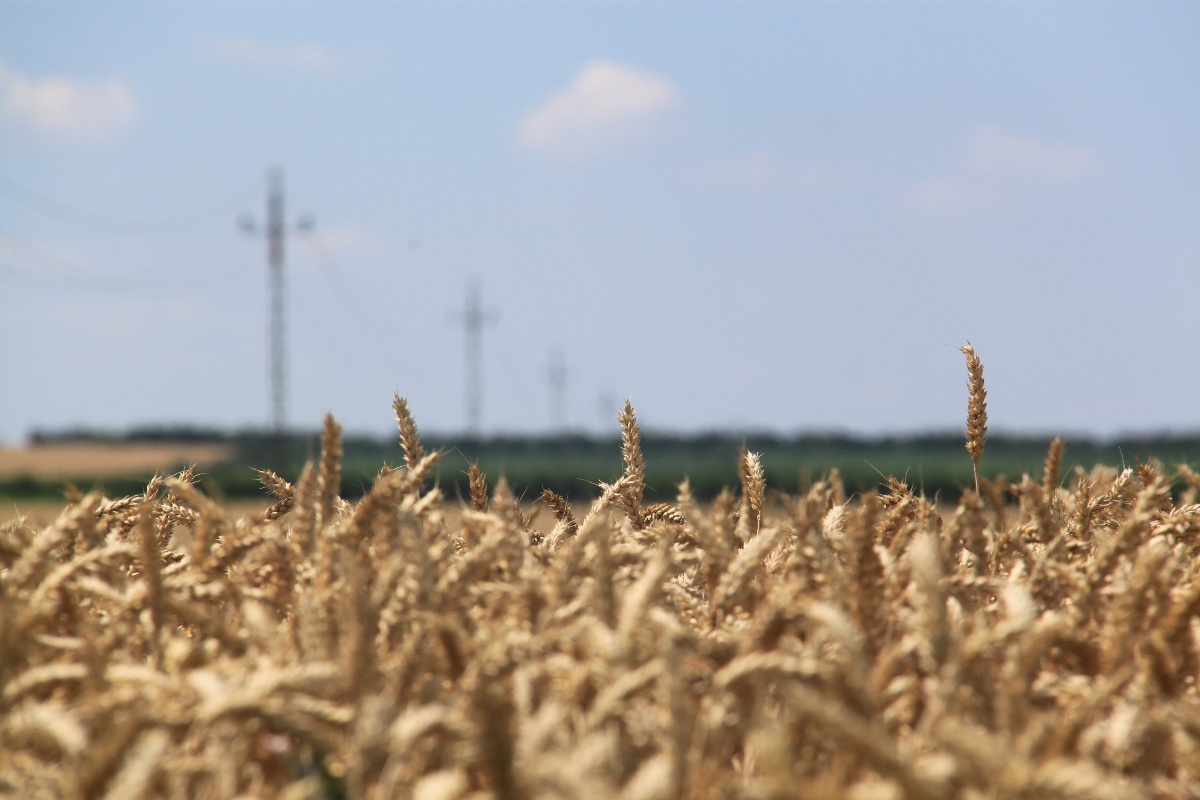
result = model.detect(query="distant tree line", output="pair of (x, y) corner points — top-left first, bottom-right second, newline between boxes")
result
(10, 425), (1200, 503)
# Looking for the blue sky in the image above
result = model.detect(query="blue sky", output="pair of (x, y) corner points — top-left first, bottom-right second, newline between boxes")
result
(1, 2), (1197, 442)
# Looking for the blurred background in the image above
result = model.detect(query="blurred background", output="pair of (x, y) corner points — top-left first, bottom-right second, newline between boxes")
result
(1, 2), (1197, 500)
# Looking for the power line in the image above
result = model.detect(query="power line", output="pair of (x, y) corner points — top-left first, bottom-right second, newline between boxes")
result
(0, 173), (256, 236)
(301, 232), (413, 375)
(0, 229), (136, 289)
(0, 227), (252, 297)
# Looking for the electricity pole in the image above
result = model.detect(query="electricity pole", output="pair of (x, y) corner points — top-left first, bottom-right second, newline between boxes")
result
(547, 349), (567, 433)
(239, 167), (313, 449)
(454, 279), (497, 439)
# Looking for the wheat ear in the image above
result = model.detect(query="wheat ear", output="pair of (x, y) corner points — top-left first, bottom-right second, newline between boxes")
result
(1042, 436), (1064, 497)
(467, 461), (488, 512)
(540, 488), (578, 546)
(961, 343), (988, 493)
(256, 469), (295, 521)
(317, 412), (343, 530)
(735, 449), (765, 542)
(618, 399), (645, 527)
(393, 394), (424, 470)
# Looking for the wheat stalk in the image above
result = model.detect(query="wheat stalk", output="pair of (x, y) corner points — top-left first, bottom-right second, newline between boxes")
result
(393, 394), (425, 470)
(467, 461), (489, 512)
(540, 489), (578, 548)
(961, 343), (988, 493)
(1042, 436), (1064, 496)
(618, 399), (645, 528)
(317, 412), (343, 530)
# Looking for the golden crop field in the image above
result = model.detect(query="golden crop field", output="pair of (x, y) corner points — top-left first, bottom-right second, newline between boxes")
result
(0, 442), (236, 481)
(0, 441), (239, 530)
(3, 351), (1200, 799)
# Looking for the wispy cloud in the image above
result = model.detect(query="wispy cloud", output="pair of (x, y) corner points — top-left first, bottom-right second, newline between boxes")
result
(310, 223), (391, 264)
(902, 176), (996, 216)
(201, 36), (347, 73)
(697, 151), (848, 193)
(701, 151), (776, 190)
(517, 60), (683, 160)
(965, 126), (1096, 182)
(0, 60), (137, 143)
(902, 126), (1098, 215)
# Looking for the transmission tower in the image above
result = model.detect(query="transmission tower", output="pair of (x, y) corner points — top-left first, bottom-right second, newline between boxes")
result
(547, 349), (567, 433)
(239, 166), (314, 439)
(454, 279), (497, 439)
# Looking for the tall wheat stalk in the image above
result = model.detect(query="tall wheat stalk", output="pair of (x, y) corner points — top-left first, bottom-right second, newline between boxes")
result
(961, 343), (988, 493)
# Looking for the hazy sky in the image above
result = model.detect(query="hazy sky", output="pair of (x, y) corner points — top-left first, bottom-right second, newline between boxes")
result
(1, 2), (1197, 442)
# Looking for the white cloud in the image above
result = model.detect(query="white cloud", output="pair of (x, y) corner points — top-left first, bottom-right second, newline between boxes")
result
(517, 60), (683, 160)
(202, 36), (347, 73)
(0, 60), (137, 142)
(902, 126), (1098, 215)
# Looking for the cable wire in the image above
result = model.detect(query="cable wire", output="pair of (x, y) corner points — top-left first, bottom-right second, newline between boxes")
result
(0, 229), (137, 290)
(300, 233), (415, 373)
(0, 174), (259, 236)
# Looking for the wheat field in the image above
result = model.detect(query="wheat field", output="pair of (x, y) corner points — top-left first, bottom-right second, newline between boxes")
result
(3, 353), (1200, 799)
